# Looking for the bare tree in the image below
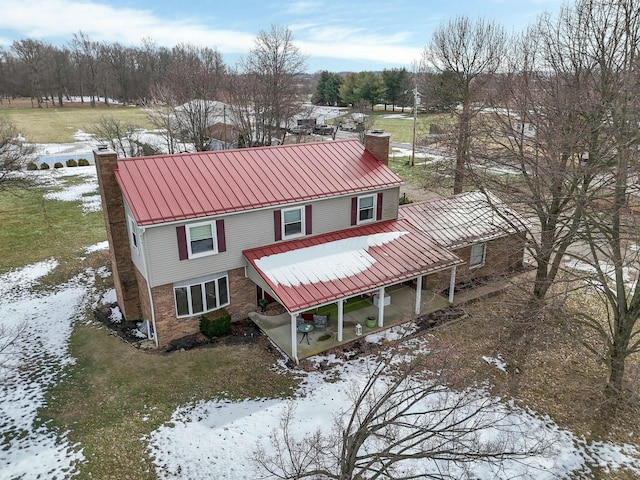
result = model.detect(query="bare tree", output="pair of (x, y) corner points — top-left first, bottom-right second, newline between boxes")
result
(560, 0), (640, 400)
(0, 118), (35, 191)
(230, 25), (307, 146)
(470, 13), (599, 303)
(253, 348), (548, 479)
(91, 115), (159, 158)
(147, 44), (225, 152)
(70, 31), (101, 106)
(423, 16), (507, 194)
(11, 39), (49, 108)
(0, 322), (25, 378)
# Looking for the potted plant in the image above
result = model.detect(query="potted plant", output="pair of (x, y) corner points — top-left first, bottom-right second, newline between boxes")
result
(258, 298), (268, 312)
(366, 316), (376, 328)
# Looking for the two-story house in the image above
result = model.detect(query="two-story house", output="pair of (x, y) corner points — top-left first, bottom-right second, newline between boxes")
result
(95, 132), (525, 361)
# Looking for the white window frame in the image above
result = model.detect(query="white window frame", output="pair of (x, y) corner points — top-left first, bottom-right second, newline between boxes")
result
(186, 220), (218, 259)
(174, 273), (230, 318)
(469, 243), (486, 268)
(357, 194), (376, 224)
(282, 206), (305, 240)
(128, 215), (139, 252)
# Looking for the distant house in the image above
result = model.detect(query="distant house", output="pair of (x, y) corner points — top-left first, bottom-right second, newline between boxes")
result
(95, 132), (525, 360)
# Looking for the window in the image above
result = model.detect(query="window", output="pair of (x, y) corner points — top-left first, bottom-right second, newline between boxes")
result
(128, 216), (139, 251)
(470, 243), (486, 268)
(186, 221), (217, 258)
(282, 207), (304, 239)
(357, 195), (375, 224)
(174, 273), (229, 317)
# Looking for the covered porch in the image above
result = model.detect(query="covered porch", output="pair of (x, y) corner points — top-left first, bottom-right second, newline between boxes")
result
(249, 283), (451, 360)
(243, 219), (464, 363)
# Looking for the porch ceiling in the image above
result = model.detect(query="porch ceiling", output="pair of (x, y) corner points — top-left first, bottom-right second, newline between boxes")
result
(243, 219), (463, 313)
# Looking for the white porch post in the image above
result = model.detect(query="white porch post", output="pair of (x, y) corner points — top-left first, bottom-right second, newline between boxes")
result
(448, 266), (457, 304)
(290, 313), (298, 363)
(337, 299), (344, 342)
(415, 275), (423, 315)
(378, 286), (385, 327)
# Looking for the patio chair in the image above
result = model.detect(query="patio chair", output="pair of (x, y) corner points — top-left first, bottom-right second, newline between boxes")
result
(313, 314), (329, 330)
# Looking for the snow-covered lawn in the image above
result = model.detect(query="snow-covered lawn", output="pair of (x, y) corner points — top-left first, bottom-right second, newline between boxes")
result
(2, 152), (640, 479)
(147, 341), (640, 480)
(0, 259), (98, 479)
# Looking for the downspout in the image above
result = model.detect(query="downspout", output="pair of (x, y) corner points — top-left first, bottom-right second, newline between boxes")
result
(140, 227), (159, 347)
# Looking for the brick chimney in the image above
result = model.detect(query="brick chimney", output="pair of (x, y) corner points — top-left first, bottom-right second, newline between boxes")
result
(94, 147), (141, 321)
(364, 130), (391, 165)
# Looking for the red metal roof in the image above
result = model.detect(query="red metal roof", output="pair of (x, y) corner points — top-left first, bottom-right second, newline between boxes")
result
(243, 219), (463, 313)
(113, 140), (403, 226)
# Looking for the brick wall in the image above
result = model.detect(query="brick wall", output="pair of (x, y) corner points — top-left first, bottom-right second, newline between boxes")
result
(425, 234), (525, 292)
(151, 267), (260, 347)
(94, 149), (141, 320)
(364, 132), (391, 165)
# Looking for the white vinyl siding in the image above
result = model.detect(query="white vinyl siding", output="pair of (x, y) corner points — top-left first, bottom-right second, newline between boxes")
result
(143, 187), (400, 287)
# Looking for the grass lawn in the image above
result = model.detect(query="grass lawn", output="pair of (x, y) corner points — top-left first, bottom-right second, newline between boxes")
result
(41, 324), (297, 480)
(0, 181), (106, 276)
(0, 99), (154, 143)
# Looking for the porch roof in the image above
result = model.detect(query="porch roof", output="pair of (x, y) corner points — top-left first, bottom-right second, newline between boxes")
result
(243, 220), (464, 313)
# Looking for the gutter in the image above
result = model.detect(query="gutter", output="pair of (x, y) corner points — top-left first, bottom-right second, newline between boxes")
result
(139, 226), (159, 348)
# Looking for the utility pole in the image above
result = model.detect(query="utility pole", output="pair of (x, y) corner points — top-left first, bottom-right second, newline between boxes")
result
(411, 87), (419, 167)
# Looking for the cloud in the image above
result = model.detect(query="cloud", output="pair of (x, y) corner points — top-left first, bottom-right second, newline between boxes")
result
(0, 0), (255, 52)
(293, 24), (422, 66)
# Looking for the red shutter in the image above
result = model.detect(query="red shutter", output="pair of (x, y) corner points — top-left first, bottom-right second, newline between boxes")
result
(216, 219), (226, 252)
(376, 192), (383, 220)
(274, 210), (282, 241)
(305, 204), (312, 235)
(351, 197), (358, 225)
(176, 226), (188, 260)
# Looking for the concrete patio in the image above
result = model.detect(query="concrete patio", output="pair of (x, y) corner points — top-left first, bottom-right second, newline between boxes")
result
(250, 284), (451, 361)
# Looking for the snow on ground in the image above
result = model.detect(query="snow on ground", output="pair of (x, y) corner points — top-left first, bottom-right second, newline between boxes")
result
(4, 152), (640, 479)
(26, 165), (103, 214)
(84, 241), (109, 254)
(147, 340), (640, 479)
(0, 259), (102, 479)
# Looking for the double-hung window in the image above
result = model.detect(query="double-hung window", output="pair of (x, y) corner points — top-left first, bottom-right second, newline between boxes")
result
(357, 195), (375, 224)
(187, 221), (217, 258)
(128, 216), (139, 251)
(282, 207), (304, 239)
(470, 243), (486, 268)
(174, 273), (229, 317)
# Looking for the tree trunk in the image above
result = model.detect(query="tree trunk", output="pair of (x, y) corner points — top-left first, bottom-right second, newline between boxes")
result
(453, 104), (470, 194)
(606, 336), (628, 400)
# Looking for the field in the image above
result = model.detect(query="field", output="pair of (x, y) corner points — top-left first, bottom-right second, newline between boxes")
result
(1, 103), (640, 479)
(0, 98), (154, 143)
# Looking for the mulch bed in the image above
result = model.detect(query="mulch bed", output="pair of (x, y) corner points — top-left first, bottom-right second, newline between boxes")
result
(92, 304), (264, 352)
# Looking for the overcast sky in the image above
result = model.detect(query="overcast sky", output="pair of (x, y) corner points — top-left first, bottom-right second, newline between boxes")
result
(1, 0), (564, 72)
